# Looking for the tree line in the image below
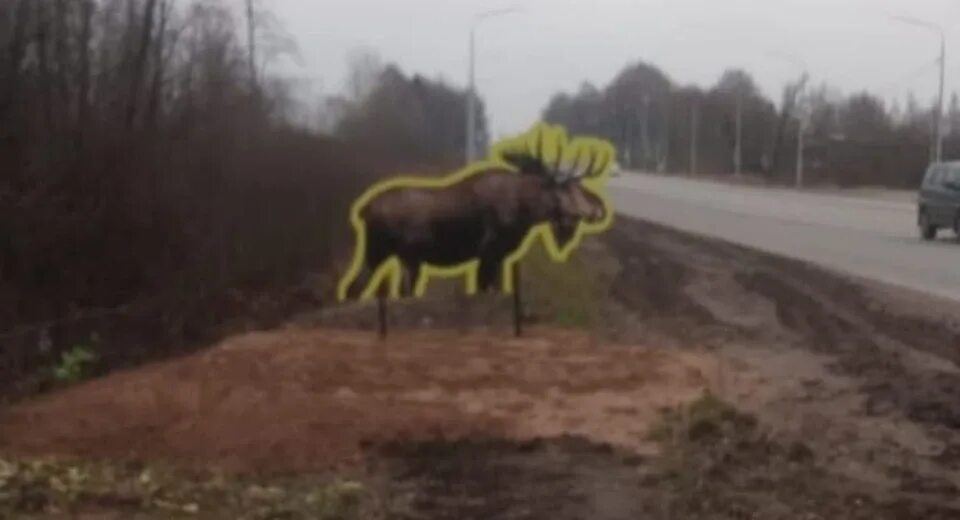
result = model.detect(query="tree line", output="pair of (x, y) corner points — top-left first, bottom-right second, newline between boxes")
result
(0, 0), (484, 393)
(318, 50), (488, 166)
(542, 60), (960, 187)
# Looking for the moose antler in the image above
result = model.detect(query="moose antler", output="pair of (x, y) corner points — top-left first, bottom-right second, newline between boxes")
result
(572, 146), (611, 179)
(557, 147), (603, 182)
(578, 149), (597, 179)
(543, 135), (592, 184)
(501, 129), (554, 176)
(506, 127), (611, 183)
(552, 145), (579, 183)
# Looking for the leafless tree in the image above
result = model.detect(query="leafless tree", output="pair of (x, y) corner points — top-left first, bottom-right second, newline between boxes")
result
(245, 0), (257, 89)
(768, 74), (808, 175)
(334, 64), (488, 164)
(345, 48), (384, 106)
(0, 0), (400, 384)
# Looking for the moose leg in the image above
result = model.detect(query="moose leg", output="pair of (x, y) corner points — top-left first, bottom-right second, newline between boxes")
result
(346, 266), (371, 299)
(347, 230), (392, 299)
(401, 259), (423, 297)
(477, 258), (502, 293)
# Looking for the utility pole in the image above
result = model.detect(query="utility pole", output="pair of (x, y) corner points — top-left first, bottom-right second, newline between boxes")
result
(623, 118), (632, 168)
(892, 15), (945, 163)
(796, 115), (805, 188)
(465, 8), (520, 163)
(621, 109), (632, 168)
(765, 50), (809, 187)
(795, 81), (808, 188)
(690, 102), (699, 175)
(641, 94), (651, 169)
(734, 91), (743, 176)
(661, 105), (671, 173)
(936, 35), (945, 162)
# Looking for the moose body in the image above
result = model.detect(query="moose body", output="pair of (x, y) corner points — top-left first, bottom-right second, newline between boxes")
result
(341, 133), (611, 299)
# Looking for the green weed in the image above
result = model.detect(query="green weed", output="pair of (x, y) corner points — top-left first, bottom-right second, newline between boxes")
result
(51, 342), (98, 384)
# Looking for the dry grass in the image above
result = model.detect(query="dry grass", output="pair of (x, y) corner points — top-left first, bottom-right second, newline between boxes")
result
(0, 456), (367, 519)
(520, 237), (618, 332)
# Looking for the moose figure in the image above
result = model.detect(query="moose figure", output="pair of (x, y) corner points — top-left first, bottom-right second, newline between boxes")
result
(337, 123), (615, 301)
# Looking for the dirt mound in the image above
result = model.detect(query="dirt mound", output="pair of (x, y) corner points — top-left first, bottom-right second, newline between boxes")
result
(0, 327), (711, 472)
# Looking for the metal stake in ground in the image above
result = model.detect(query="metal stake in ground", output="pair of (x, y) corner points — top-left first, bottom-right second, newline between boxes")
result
(513, 263), (523, 337)
(377, 295), (388, 340)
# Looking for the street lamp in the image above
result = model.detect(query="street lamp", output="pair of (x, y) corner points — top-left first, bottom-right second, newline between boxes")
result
(466, 7), (520, 163)
(767, 51), (809, 187)
(734, 88), (742, 177)
(892, 15), (945, 163)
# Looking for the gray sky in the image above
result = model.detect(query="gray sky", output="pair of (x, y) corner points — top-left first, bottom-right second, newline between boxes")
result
(271, 0), (960, 137)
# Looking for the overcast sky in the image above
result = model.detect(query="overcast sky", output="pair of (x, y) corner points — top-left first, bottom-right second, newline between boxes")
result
(270, 0), (960, 137)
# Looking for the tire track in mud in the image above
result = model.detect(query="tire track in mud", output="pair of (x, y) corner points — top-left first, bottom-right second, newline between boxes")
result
(607, 219), (960, 432)
(604, 218), (960, 505)
(737, 269), (960, 431)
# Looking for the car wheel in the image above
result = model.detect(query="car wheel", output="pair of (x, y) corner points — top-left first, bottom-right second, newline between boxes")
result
(919, 210), (937, 241)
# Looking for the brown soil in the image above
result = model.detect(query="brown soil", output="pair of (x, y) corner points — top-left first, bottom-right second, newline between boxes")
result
(376, 401), (960, 520)
(0, 327), (710, 473)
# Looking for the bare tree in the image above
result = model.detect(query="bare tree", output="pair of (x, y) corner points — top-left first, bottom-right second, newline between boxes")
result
(0, 0), (30, 126)
(145, 0), (170, 128)
(543, 63), (777, 176)
(345, 48), (383, 105)
(768, 74), (808, 175)
(245, 0), (257, 89)
(335, 64), (487, 163)
(35, 1), (55, 132)
(77, 0), (94, 141)
(125, 0), (158, 128)
(840, 92), (891, 139)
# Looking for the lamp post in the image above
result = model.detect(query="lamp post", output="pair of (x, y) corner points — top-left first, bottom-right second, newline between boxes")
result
(466, 8), (520, 163)
(734, 91), (743, 176)
(768, 51), (809, 187)
(893, 15), (945, 163)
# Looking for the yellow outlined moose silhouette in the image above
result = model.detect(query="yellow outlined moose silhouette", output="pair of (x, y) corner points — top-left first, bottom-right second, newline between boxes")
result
(337, 122), (617, 302)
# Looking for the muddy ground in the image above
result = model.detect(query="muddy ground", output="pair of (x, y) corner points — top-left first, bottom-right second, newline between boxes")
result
(2, 216), (960, 519)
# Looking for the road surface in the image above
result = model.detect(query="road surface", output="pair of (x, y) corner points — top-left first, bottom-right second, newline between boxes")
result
(609, 173), (960, 302)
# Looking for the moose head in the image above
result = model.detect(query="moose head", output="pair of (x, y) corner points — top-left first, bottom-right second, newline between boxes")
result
(499, 127), (611, 253)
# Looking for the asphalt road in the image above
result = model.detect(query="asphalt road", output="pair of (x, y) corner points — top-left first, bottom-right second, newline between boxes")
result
(609, 173), (960, 302)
